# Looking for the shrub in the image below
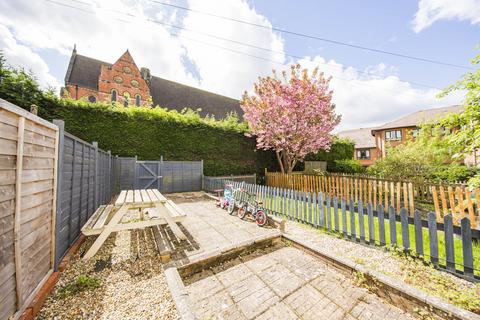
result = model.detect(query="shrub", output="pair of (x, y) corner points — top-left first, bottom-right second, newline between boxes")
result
(367, 126), (458, 182)
(430, 165), (478, 183)
(328, 159), (365, 174)
(468, 174), (480, 189)
(305, 137), (354, 163)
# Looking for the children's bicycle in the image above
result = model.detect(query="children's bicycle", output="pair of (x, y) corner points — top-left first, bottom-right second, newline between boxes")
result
(215, 184), (240, 215)
(236, 190), (268, 226)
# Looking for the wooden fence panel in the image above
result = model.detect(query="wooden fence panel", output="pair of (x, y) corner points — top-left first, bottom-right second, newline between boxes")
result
(0, 99), (58, 320)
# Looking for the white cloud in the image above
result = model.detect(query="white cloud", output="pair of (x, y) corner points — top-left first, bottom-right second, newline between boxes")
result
(295, 56), (463, 131)
(412, 0), (480, 32)
(179, 0), (285, 98)
(0, 0), (199, 90)
(0, 0), (464, 129)
(0, 25), (60, 89)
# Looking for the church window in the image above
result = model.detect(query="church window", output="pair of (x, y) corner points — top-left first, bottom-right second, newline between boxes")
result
(123, 92), (130, 107)
(131, 80), (139, 88)
(111, 89), (117, 102)
(88, 95), (96, 103)
(123, 66), (132, 74)
(135, 95), (141, 106)
(114, 76), (123, 84)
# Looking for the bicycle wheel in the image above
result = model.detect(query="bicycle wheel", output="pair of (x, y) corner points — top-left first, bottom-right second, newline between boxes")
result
(227, 200), (235, 215)
(255, 210), (267, 226)
(237, 204), (248, 219)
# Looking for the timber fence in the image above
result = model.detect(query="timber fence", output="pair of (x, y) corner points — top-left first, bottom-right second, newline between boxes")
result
(265, 171), (478, 229)
(0, 100), (59, 320)
(0, 101), (117, 320)
(207, 178), (480, 281)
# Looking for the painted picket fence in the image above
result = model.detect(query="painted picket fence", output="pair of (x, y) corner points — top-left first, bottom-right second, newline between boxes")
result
(265, 171), (478, 229)
(211, 179), (478, 280)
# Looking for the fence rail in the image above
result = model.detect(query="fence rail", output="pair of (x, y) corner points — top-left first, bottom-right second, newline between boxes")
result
(266, 171), (479, 228)
(210, 179), (479, 281)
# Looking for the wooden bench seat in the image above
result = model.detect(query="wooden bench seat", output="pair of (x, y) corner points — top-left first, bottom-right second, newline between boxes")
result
(81, 205), (115, 236)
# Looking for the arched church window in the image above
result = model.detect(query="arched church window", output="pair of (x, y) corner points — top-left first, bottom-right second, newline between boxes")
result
(135, 95), (141, 106)
(123, 92), (130, 107)
(111, 89), (117, 102)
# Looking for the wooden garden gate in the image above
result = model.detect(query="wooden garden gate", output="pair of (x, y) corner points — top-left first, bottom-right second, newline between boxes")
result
(133, 157), (203, 193)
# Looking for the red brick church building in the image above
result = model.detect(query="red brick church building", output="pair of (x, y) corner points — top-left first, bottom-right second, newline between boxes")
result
(61, 47), (242, 118)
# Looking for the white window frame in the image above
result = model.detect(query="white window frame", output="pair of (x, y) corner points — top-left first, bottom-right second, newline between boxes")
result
(385, 130), (402, 141)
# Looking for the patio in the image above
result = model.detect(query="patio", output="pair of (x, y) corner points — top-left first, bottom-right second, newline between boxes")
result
(37, 192), (428, 320)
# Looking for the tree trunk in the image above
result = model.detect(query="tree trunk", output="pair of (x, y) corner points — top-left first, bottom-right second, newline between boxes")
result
(276, 150), (285, 173)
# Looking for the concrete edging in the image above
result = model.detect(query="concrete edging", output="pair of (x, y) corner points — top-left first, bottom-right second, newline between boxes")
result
(164, 267), (196, 320)
(283, 233), (480, 320)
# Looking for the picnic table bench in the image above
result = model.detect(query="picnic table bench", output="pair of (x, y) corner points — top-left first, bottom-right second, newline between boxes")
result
(81, 189), (187, 260)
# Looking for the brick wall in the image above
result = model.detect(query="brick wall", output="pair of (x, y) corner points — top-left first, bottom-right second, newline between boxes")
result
(63, 51), (151, 106)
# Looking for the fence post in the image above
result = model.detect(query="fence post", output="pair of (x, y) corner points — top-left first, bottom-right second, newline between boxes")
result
(389, 206), (397, 247)
(377, 204), (386, 246)
(428, 212), (439, 266)
(93, 141), (99, 210)
(201, 159), (204, 191)
(414, 210), (423, 256)
(52, 120), (64, 270)
(444, 214), (455, 272)
(461, 218), (474, 278)
(107, 151), (111, 199)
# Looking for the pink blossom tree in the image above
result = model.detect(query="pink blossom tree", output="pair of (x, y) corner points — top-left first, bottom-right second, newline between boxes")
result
(241, 64), (341, 173)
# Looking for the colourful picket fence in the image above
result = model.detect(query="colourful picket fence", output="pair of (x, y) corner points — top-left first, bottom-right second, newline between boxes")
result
(265, 171), (478, 228)
(206, 179), (479, 281)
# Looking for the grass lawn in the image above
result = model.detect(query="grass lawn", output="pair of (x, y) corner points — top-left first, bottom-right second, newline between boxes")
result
(259, 195), (480, 276)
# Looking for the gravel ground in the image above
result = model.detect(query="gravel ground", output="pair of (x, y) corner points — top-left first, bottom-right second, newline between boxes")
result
(37, 228), (179, 320)
(285, 220), (480, 313)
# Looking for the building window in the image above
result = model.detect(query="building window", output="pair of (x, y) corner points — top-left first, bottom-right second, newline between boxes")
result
(135, 95), (141, 106)
(357, 149), (370, 160)
(385, 130), (402, 141)
(411, 129), (419, 137)
(111, 89), (117, 102)
(88, 95), (96, 103)
(123, 92), (130, 107)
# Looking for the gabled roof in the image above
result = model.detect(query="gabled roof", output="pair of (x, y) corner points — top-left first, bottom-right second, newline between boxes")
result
(65, 51), (242, 119)
(65, 53), (109, 90)
(372, 105), (463, 133)
(337, 127), (376, 149)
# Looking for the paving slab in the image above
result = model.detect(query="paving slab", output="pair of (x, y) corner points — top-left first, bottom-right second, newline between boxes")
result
(170, 197), (278, 259)
(185, 246), (417, 320)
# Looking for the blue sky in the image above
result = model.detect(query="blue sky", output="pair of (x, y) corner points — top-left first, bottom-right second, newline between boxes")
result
(0, 0), (478, 129)
(254, 0), (477, 89)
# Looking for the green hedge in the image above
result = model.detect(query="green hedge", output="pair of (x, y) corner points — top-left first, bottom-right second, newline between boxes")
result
(38, 97), (279, 176)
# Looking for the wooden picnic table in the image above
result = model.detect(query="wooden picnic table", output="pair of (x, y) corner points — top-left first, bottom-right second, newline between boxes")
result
(81, 189), (187, 260)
